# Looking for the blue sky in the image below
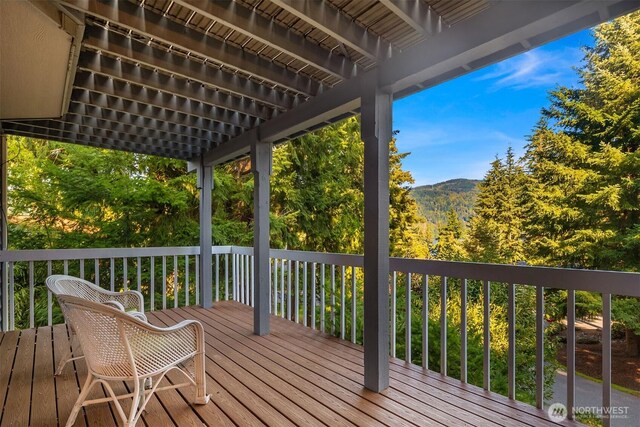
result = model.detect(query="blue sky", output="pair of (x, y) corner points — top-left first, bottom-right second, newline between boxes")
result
(393, 29), (595, 187)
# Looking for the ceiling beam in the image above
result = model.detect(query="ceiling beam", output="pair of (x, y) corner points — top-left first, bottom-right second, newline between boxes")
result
(4, 120), (199, 154)
(202, 0), (640, 165)
(83, 25), (298, 111)
(60, 0), (322, 96)
(78, 49), (272, 121)
(269, 0), (395, 62)
(172, 0), (356, 80)
(70, 88), (239, 137)
(73, 71), (255, 132)
(61, 113), (214, 148)
(3, 124), (193, 159)
(377, 0), (440, 37)
(67, 100), (224, 142)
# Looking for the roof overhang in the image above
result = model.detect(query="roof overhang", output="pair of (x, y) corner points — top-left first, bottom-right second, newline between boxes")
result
(0, 1), (638, 163)
(0, 1), (83, 120)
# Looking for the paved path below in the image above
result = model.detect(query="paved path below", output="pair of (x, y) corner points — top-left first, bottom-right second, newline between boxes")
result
(552, 370), (639, 426)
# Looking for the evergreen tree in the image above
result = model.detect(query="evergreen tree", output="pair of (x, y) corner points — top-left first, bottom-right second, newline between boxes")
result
(466, 148), (528, 264)
(433, 208), (466, 260)
(524, 11), (640, 355)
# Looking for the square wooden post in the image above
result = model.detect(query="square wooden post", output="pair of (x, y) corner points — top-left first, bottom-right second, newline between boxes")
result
(198, 162), (213, 308)
(252, 140), (272, 336)
(361, 77), (392, 392)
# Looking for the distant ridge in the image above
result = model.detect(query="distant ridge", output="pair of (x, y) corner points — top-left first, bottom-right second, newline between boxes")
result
(411, 178), (481, 231)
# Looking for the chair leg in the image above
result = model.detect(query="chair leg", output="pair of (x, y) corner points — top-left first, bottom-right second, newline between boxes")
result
(55, 346), (72, 376)
(66, 374), (95, 427)
(193, 352), (210, 405)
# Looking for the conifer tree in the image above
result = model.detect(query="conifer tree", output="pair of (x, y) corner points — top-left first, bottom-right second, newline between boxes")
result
(524, 11), (640, 355)
(466, 148), (528, 264)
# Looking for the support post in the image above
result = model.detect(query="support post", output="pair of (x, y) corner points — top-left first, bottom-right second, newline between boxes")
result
(361, 76), (392, 392)
(0, 133), (6, 331)
(252, 139), (272, 336)
(198, 161), (213, 308)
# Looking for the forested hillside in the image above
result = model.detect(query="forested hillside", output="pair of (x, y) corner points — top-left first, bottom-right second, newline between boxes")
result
(411, 178), (480, 231)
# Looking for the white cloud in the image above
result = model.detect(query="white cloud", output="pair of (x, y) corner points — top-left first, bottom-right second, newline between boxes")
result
(475, 47), (582, 91)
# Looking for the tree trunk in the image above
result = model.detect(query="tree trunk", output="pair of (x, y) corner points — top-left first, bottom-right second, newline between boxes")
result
(625, 329), (640, 357)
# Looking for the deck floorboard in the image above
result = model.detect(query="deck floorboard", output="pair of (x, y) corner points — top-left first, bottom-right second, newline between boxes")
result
(0, 301), (582, 426)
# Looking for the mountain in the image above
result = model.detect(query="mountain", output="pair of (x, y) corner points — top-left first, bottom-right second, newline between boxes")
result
(411, 179), (481, 231)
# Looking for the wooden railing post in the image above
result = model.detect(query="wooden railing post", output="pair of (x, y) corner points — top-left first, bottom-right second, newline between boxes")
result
(252, 137), (272, 336)
(361, 74), (392, 392)
(198, 161), (213, 308)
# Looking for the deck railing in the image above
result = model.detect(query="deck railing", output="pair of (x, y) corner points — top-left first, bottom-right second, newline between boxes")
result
(1, 245), (639, 426)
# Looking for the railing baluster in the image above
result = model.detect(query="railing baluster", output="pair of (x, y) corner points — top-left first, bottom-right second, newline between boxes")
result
(9, 262), (14, 331)
(136, 257), (141, 292)
(406, 272), (412, 363)
(224, 253), (229, 301)
(422, 274), (428, 370)
(215, 254), (220, 302)
(268, 259), (272, 312)
(460, 279), (467, 382)
(195, 254), (200, 305)
(123, 258), (128, 291)
(320, 263), (325, 332)
(273, 258), (278, 314)
(63, 259), (68, 276)
(162, 256), (167, 310)
(47, 261), (52, 327)
(236, 254), (244, 304)
(341, 265), (346, 340)
(150, 257), (155, 311)
(535, 285), (544, 409)
(185, 255), (190, 306)
(440, 276), (447, 375)
(508, 282), (516, 399)
(173, 255), (178, 308)
(287, 260), (292, 320)
(483, 280), (491, 391)
(246, 255), (251, 306)
(567, 289), (575, 420)
(303, 262), (308, 327)
(94, 259), (100, 287)
(109, 258), (114, 291)
(391, 271), (396, 357)
(331, 264), (336, 335)
(80, 259), (85, 279)
(294, 260), (300, 323)
(602, 293), (612, 427)
(29, 261), (34, 329)
(234, 253), (239, 302)
(311, 262), (316, 329)
(251, 255), (255, 307)
(280, 258), (285, 318)
(351, 266), (356, 344)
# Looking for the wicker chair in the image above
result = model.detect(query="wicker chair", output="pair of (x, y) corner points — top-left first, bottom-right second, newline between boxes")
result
(56, 294), (210, 427)
(46, 274), (147, 375)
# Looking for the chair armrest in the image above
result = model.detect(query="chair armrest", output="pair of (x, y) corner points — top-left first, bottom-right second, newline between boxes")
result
(103, 300), (126, 311)
(98, 289), (144, 313)
(123, 319), (205, 376)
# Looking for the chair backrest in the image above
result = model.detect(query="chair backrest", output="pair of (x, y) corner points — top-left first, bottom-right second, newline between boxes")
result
(46, 275), (104, 302)
(56, 294), (135, 379)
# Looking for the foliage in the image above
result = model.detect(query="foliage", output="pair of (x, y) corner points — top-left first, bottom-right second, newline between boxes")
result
(523, 11), (640, 341)
(411, 179), (480, 235)
(465, 148), (529, 264)
(432, 209), (467, 260)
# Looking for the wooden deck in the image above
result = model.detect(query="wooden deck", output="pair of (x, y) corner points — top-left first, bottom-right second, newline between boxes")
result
(0, 301), (580, 426)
